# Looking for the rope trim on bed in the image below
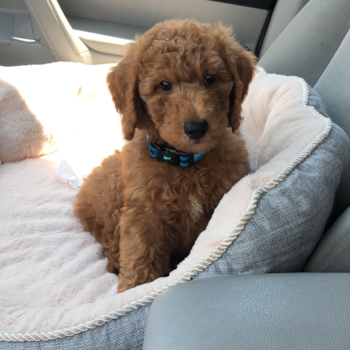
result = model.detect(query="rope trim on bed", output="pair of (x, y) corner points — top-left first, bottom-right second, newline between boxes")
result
(0, 68), (333, 342)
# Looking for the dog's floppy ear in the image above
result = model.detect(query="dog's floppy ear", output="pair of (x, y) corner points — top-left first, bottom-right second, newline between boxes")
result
(216, 25), (257, 132)
(107, 43), (141, 140)
(228, 47), (257, 131)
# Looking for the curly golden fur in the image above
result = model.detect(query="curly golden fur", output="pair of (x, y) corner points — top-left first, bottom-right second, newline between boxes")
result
(75, 19), (256, 293)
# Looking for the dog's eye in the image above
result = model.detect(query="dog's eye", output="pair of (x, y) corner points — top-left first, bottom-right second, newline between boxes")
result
(204, 74), (216, 85)
(158, 81), (172, 91)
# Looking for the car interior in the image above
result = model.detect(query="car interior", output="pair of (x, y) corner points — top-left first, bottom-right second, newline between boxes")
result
(0, 0), (349, 348)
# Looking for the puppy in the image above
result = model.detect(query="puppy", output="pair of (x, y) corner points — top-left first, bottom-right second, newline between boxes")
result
(75, 19), (256, 293)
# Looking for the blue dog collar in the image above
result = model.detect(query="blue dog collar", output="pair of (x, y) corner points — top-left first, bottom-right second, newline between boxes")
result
(148, 141), (205, 167)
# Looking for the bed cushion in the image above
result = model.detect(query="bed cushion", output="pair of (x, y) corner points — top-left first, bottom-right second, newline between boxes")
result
(0, 65), (349, 349)
(0, 63), (117, 164)
(0, 63), (79, 163)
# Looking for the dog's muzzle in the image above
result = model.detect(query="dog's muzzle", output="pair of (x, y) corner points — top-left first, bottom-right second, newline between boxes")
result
(184, 120), (209, 139)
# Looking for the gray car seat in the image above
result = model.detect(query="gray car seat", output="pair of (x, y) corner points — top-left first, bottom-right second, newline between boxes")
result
(142, 0), (350, 348)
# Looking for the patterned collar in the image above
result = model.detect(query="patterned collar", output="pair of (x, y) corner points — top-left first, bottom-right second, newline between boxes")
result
(148, 141), (205, 167)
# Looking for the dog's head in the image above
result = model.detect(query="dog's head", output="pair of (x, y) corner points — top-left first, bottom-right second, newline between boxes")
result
(107, 19), (256, 154)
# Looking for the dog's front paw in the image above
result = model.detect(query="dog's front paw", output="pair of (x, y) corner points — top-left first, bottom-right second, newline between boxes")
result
(117, 279), (135, 293)
(116, 271), (161, 293)
(107, 259), (119, 275)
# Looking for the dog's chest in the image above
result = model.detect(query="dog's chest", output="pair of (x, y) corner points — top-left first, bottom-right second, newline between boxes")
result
(152, 166), (213, 223)
(190, 201), (204, 220)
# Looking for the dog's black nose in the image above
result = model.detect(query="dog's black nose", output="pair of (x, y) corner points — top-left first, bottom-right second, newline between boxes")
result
(184, 120), (209, 139)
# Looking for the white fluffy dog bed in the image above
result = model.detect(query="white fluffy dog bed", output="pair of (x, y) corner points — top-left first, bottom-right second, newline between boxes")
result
(0, 63), (349, 349)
